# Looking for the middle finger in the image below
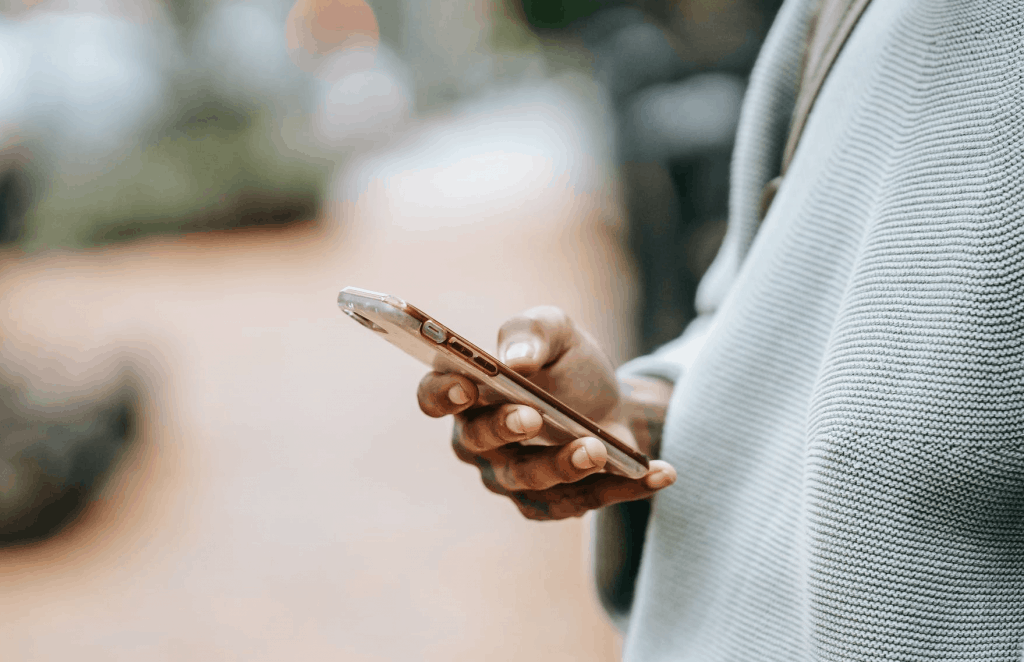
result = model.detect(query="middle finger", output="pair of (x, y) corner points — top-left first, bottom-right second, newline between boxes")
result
(455, 403), (543, 455)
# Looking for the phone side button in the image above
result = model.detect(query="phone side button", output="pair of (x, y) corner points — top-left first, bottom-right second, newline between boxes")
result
(421, 320), (447, 344)
(472, 356), (498, 375)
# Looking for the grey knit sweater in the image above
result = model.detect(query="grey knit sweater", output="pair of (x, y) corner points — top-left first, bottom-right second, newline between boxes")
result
(596, 0), (1024, 658)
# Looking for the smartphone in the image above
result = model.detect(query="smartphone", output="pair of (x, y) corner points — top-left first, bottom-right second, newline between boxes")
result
(338, 287), (650, 479)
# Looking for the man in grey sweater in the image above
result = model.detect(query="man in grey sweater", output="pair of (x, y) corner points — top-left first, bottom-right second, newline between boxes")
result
(417, 0), (1024, 658)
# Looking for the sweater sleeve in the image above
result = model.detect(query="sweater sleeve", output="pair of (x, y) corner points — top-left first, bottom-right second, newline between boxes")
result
(616, 314), (718, 384)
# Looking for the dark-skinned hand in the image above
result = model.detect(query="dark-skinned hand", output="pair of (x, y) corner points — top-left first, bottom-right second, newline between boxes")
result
(417, 306), (676, 521)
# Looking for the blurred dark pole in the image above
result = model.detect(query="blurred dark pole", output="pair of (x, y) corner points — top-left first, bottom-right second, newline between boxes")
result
(516, 0), (782, 353)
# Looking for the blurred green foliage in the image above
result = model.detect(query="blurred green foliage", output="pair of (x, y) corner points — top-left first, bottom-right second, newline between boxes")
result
(23, 99), (328, 248)
(490, 0), (544, 52)
(519, 0), (606, 29)
(5, 0), (330, 249)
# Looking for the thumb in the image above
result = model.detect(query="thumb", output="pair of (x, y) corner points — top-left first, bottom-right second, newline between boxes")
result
(497, 306), (575, 377)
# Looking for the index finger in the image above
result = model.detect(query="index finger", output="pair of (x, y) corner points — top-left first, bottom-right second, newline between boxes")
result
(496, 306), (578, 377)
(417, 371), (478, 418)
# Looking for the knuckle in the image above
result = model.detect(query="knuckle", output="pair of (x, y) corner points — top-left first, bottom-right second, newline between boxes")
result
(546, 506), (574, 521)
(488, 410), (511, 441)
(498, 313), (530, 333)
(498, 307), (567, 343)
(512, 470), (545, 492)
(475, 457), (509, 496)
(512, 492), (552, 521)
(552, 495), (590, 520)
(417, 397), (436, 418)
(495, 462), (521, 491)
(526, 473), (553, 492)
(505, 453), (557, 491)
(422, 404), (446, 419)
(450, 441), (472, 464)
(529, 306), (574, 339)
(496, 315), (534, 346)
(525, 304), (567, 323)
(517, 503), (548, 521)
(450, 428), (477, 463)
(581, 489), (604, 512)
(490, 410), (529, 444)
(456, 420), (486, 454)
(416, 374), (447, 417)
(517, 505), (541, 521)
(466, 408), (512, 450)
(481, 475), (507, 496)
(454, 434), (476, 456)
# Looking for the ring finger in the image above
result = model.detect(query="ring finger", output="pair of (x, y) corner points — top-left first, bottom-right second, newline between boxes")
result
(484, 436), (608, 492)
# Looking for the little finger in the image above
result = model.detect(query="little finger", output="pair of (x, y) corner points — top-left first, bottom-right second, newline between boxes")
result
(511, 461), (677, 521)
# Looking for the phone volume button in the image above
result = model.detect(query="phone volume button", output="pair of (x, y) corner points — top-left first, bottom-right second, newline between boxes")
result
(449, 339), (474, 358)
(472, 356), (498, 375)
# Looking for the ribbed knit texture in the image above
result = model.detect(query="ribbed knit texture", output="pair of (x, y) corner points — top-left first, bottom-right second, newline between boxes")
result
(601, 0), (1024, 658)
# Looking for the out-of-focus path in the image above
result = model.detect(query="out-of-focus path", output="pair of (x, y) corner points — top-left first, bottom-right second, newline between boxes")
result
(0, 92), (638, 661)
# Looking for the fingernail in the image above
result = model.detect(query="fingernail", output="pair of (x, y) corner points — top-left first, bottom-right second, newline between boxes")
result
(448, 384), (469, 405)
(503, 342), (535, 363)
(506, 409), (525, 434)
(571, 444), (595, 470)
(645, 469), (674, 490)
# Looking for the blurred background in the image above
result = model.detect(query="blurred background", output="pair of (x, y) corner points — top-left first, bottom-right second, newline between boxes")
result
(0, 0), (779, 659)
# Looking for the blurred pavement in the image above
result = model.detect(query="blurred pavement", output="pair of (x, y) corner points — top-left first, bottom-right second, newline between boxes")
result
(0, 87), (636, 661)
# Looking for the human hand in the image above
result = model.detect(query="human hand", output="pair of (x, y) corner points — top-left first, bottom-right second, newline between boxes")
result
(417, 306), (676, 521)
